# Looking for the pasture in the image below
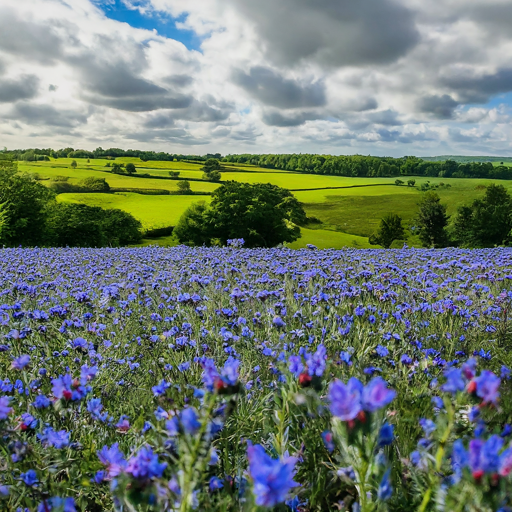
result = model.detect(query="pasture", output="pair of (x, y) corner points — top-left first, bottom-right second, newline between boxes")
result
(17, 158), (512, 248)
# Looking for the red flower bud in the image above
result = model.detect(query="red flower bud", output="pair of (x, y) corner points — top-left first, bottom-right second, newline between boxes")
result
(298, 372), (312, 388)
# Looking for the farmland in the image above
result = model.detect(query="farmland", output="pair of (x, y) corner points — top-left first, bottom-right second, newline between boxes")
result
(17, 158), (512, 248)
(1, 245), (512, 511)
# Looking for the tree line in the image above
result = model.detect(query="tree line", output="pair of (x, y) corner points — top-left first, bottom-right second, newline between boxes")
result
(5, 147), (512, 180)
(0, 157), (142, 247)
(370, 185), (512, 249)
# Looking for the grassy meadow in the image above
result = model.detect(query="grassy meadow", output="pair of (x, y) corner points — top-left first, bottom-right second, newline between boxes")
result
(18, 158), (512, 248)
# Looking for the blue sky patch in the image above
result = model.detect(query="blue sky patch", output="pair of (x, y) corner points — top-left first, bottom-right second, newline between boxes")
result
(98, 0), (202, 51)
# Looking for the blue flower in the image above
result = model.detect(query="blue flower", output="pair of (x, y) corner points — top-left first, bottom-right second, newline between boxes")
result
(377, 469), (393, 501)
(362, 377), (396, 413)
(306, 344), (326, 377)
(98, 443), (126, 478)
(12, 355), (30, 370)
(38, 427), (70, 449)
(20, 469), (38, 487)
(180, 408), (201, 434)
(328, 378), (363, 421)
(441, 368), (465, 394)
(0, 396), (13, 420)
(33, 395), (50, 409)
(321, 431), (335, 453)
(126, 446), (167, 481)
(378, 423), (394, 447)
(247, 443), (298, 507)
(474, 370), (500, 405)
(419, 418), (436, 437)
(209, 476), (224, 491)
(151, 380), (171, 396)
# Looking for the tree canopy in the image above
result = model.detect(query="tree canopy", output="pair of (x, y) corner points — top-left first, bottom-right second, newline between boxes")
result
(369, 214), (406, 249)
(174, 182), (306, 248)
(415, 192), (449, 248)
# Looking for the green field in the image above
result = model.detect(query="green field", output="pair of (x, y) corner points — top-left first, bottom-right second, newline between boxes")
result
(18, 157), (512, 248)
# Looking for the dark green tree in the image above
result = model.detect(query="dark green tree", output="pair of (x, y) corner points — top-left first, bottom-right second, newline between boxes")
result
(452, 184), (512, 247)
(100, 208), (142, 246)
(0, 158), (54, 246)
(202, 158), (221, 172)
(177, 180), (192, 194)
(202, 170), (221, 182)
(78, 177), (110, 192)
(369, 214), (406, 248)
(174, 182), (306, 247)
(125, 162), (136, 175)
(416, 191), (449, 248)
(70, 160), (77, 169)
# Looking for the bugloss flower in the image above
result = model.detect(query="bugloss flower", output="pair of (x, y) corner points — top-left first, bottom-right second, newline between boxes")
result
(321, 431), (335, 453)
(474, 370), (500, 405)
(221, 356), (240, 385)
(247, 443), (298, 507)
(151, 380), (171, 396)
(97, 443), (127, 478)
(87, 398), (108, 422)
(441, 368), (465, 394)
(126, 446), (167, 482)
(306, 344), (327, 377)
(328, 378), (363, 421)
(20, 413), (38, 430)
(20, 469), (38, 487)
(362, 377), (396, 412)
(52, 375), (73, 401)
(209, 476), (224, 491)
(0, 396), (13, 420)
(288, 356), (304, 377)
(419, 418), (436, 437)
(377, 469), (393, 501)
(378, 423), (395, 447)
(37, 497), (76, 512)
(180, 408), (200, 434)
(38, 427), (70, 449)
(33, 395), (50, 409)
(12, 355), (30, 370)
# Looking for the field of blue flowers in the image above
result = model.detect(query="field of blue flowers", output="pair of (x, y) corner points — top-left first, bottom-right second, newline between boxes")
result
(1, 245), (512, 512)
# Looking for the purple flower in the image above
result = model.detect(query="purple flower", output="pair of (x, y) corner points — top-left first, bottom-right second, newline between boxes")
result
(0, 396), (13, 420)
(126, 446), (167, 481)
(180, 408), (200, 434)
(306, 344), (327, 377)
(378, 423), (394, 447)
(480, 435), (503, 473)
(37, 497), (76, 512)
(499, 447), (512, 476)
(451, 439), (468, 479)
(33, 395), (50, 409)
(87, 398), (108, 422)
(20, 469), (38, 487)
(362, 377), (396, 413)
(221, 356), (240, 385)
(38, 427), (70, 449)
(288, 356), (304, 377)
(419, 418), (436, 437)
(52, 374), (73, 400)
(247, 443), (298, 507)
(20, 413), (38, 430)
(328, 378), (363, 421)
(441, 368), (465, 394)
(375, 345), (389, 357)
(377, 469), (392, 501)
(209, 476), (224, 491)
(272, 316), (286, 329)
(12, 355), (30, 370)
(339, 351), (352, 366)
(321, 431), (335, 453)
(98, 443), (126, 478)
(151, 380), (171, 396)
(474, 370), (500, 405)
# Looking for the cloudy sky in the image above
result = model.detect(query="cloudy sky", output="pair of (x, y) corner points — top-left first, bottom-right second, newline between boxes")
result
(1, 0), (512, 156)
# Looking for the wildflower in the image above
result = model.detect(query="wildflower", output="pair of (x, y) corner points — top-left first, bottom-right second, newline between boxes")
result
(180, 408), (200, 434)
(12, 355), (30, 370)
(220, 356), (240, 386)
(87, 398), (108, 422)
(247, 443), (298, 507)
(378, 423), (394, 447)
(328, 378), (363, 421)
(38, 427), (70, 449)
(377, 469), (393, 501)
(20, 413), (38, 430)
(126, 446), (167, 481)
(33, 395), (50, 409)
(98, 443), (126, 478)
(321, 431), (335, 453)
(339, 351), (352, 366)
(116, 415), (130, 431)
(474, 370), (500, 405)
(306, 344), (327, 377)
(375, 345), (389, 357)
(441, 368), (465, 394)
(20, 469), (38, 487)
(0, 396), (13, 420)
(419, 418), (436, 437)
(209, 476), (224, 491)
(273, 316), (286, 329)
(37, 497), (76, 512)
(52, 374), (73, 401)
(362, 377), (396, 412)
(152, 380), (171, 396)
(288, 355), (304, 377)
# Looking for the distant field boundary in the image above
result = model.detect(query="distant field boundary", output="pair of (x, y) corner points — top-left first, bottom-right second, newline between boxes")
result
(290, 183), (399, 192)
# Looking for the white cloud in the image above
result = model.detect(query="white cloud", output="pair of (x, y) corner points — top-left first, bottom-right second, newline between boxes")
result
(1, 0), (512, 155)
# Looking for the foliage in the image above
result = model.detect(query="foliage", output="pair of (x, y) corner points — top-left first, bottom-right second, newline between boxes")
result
(0, 158), (55, 246)
(416, 191), (449, 248)
(177, 180), (192, 194)
(202, 170), (222, 182)
(174, 182), (306, 247)
(0, 247), (511, 512)
(78, 177), (111, 192)
(126, 163), (137, 175)
(70, 160), (77, 169)
(47, 203), (142, 247)
(369, 213), (407, 248)
(452, 184), (512, 247)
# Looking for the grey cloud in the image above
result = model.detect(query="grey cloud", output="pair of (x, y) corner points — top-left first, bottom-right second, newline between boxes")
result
(0, 75), (39, 103)
(228, 0), (419, 67)
(367, 109), (402, 126)
(163, 74), (194, 88)
(0, 9), (64, 64)
(417, 94), (459, 119)
(174, 99), (233, 122)
(49, 84), (58, 92)
(143, 113), (176, 129)
(125, 129), (208, 145)
(8, 103), (88, 128)
(261, 110), (321, 127)
(232, 66), (326, 109)
(441, 68), (512, 103)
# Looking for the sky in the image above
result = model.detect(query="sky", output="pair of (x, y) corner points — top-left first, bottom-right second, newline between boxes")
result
(1, 0), (512, 156)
